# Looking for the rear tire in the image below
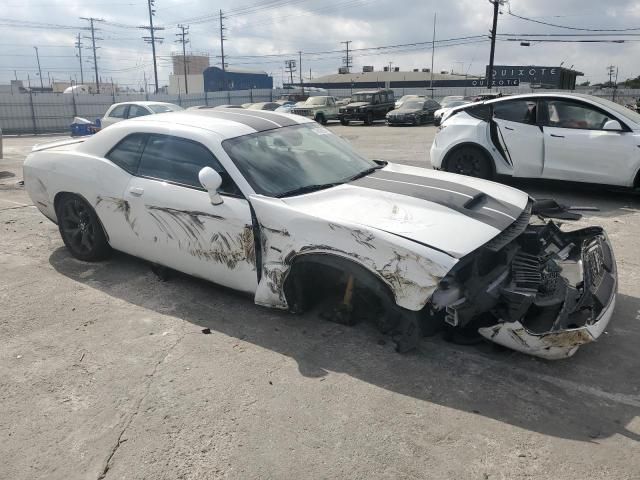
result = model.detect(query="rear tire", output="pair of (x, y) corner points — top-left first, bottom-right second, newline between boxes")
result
(444, 146), (493, 179)
(364, 111), (373, 125)
(56, 194), (111, 261)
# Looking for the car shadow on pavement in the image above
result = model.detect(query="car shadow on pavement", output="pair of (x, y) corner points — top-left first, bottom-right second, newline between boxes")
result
(49, 247), (640, 444)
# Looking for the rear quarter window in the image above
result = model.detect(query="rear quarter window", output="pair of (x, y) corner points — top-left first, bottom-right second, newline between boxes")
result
(464, 104), (491, 121)
(105, 133), (147, 173)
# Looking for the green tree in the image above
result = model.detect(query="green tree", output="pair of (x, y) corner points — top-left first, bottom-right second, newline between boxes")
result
(624, 76), (640, 88)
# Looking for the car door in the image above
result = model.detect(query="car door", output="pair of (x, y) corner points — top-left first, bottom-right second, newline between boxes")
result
(540, 98), (636, 185)
(96, 132), (150, 254)
(124, 134), (258, 293)
(490, 98), (544, 177)
(102, 104), (129, 127)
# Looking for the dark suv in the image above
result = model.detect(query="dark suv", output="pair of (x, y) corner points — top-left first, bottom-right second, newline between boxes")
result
(338, 89), (396, 125)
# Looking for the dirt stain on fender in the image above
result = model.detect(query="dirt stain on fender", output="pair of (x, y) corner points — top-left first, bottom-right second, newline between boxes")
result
(96, 195), (136, 232)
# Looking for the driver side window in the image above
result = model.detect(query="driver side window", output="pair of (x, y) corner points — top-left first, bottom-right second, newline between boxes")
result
(545, 100), (613, 130)
(138, 134), (242, 196)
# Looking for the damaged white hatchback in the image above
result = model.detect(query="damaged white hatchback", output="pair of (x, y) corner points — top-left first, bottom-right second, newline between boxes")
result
(23, 109), (617, 359)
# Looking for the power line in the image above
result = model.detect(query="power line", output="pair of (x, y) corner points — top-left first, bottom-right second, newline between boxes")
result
(507, 8), (640, 32)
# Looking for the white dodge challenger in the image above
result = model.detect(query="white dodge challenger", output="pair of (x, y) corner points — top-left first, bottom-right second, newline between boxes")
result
(24, 109), (617, 359)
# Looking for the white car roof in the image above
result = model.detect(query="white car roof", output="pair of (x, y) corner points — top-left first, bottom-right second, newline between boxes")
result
(108, 109), (314, 140)
(110, 101), (179, 107)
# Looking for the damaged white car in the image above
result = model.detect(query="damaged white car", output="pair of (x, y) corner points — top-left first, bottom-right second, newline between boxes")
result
(23, 110), (617, 359)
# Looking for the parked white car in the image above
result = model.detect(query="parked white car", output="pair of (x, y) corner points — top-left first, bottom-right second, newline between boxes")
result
(23, 109), (617, 359)
(101, 101), (183, 128)
(431, 93), (640, 188)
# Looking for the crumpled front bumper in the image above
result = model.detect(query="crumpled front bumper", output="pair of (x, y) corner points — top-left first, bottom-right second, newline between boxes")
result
(478, 231), (618, 360)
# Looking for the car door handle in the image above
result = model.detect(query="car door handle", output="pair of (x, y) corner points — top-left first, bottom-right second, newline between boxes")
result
(129, 187), (144, 196)
(550, 133), (564, 138)
(503, 126), (514, 131)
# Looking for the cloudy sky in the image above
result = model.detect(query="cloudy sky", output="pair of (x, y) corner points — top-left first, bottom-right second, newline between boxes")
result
(1, 0), (639, 89)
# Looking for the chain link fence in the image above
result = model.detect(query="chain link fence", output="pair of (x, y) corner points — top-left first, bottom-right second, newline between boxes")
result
(1, 86), (639, 135)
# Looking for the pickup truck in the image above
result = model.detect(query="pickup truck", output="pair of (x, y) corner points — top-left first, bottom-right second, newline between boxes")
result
(290, 96), (339, 124)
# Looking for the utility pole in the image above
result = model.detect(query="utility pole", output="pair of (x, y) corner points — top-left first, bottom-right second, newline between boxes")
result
(607, 65), (616, 86)
(139, 0), (164, 93)
(33, 46), (44, 89)
(429, 13), (436, 96)
(298, 51), (304, 95)
(80, 17), (104, 93)
(176, 25), (190, 94)
(284, 59), (296, 86)
(75, 33), (84, 84)
(219, 10), (227, 90)
(487, 0), (504, 90)
(341, 40), (352, 72)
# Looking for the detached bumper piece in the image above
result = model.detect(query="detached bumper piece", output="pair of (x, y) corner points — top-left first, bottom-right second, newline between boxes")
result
(440, 221), (617, 359)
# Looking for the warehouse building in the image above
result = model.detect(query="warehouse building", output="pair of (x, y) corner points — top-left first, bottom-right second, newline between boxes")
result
(289, 67), (481, 89)
(203, 66), (273, 92)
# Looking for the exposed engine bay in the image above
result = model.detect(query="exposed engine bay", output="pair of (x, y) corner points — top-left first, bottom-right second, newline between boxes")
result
(431, 202), (617, 359)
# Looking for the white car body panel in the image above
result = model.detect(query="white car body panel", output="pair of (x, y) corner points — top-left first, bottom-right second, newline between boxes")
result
(23, 109), (617, 359)
(431, 92), (640, 187)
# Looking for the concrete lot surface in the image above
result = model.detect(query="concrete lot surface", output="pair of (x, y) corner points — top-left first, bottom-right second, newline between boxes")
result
(1, 124), (640, 480)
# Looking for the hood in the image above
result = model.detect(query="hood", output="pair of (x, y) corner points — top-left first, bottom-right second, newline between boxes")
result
(281, 163), (529, 258)
(388, 108), (420, 115)
(343, 102), (369, 108)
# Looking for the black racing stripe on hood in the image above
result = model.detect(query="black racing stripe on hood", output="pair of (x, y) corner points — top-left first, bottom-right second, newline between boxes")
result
(371, 170), (523, 220)
(351, 176), (518, 231)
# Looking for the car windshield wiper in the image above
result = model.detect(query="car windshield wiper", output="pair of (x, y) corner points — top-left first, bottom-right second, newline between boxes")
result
(346, 161), (388, 182)
(276, 183), (341, 198)
(276, 162), (388, 198)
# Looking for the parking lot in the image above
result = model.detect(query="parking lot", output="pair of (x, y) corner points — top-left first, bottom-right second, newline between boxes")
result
(1, 124), (640, 479)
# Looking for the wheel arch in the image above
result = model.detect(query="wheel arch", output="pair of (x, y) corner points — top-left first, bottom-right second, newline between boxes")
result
(441, 141), (497, 178)
(53, 191), (111, 242)
(282, 251), (399, 312)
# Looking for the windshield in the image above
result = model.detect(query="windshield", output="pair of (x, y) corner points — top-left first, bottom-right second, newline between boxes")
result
(401, 100), (424, 110)
(222, 124), (378, 197)
(352, 93), (373, 102)
(588, 95), (640, 125)
(305, 97), (326, 105)
(148, 104), (182, 113)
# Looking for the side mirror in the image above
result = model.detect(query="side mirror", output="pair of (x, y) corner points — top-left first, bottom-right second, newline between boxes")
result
(603, 119), (623, 131)
(198, 167), (223, 205)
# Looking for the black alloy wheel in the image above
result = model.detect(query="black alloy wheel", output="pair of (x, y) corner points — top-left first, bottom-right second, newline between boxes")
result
(446, 146), (493, 179)
(340, 118), (350, 126)
(57, 195), (111, 261)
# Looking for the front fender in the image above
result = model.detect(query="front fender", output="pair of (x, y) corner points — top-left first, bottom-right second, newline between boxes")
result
(249, 195), (457, 311)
